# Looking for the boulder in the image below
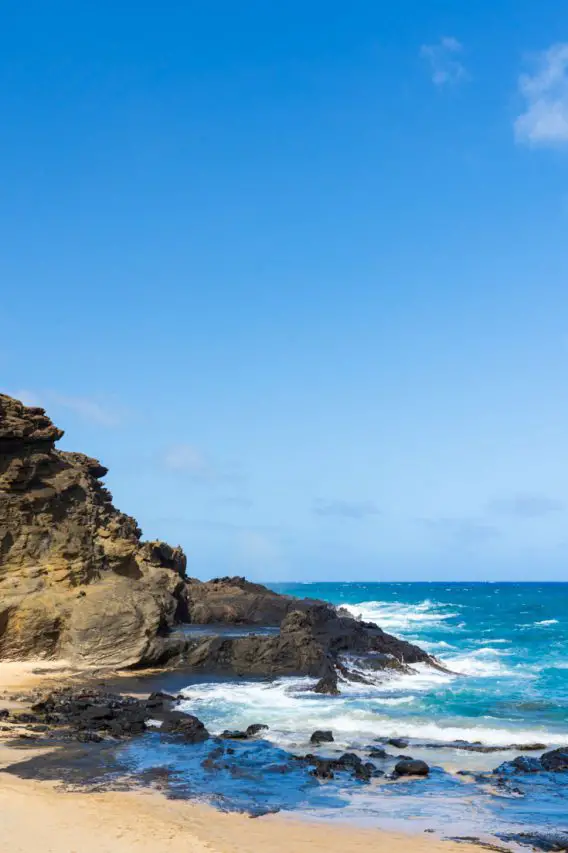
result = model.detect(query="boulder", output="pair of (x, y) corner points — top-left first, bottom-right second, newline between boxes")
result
(246, 724), (269, 736)
(160, 714), (209, 743)
(540, 748), (568, 772)
(303, 752), (380, 783)
(310, 730), (334, 745)
(394, 759), (430, 777)
(368, 746), (389, 759)
(387, 738), (409, 749)
(0, 393), (189, 667)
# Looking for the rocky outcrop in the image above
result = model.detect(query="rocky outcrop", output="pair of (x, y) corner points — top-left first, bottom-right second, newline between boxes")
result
(182, 603), (441, 678)
(184, 576), (322, 625)
(1, 393), (441, 681)
(0, 394), (189, 667)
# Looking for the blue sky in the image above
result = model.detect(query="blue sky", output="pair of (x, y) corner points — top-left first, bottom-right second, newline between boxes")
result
(3, 1), (568, 581)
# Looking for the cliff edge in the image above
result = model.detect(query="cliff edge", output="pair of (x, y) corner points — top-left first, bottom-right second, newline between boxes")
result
(0, 394), (188, 667)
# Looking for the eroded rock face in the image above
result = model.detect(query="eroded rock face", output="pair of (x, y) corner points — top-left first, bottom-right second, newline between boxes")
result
(182, 602), (440, 678)
(0, 394), (188, 667)
(184, 576), (322, 625)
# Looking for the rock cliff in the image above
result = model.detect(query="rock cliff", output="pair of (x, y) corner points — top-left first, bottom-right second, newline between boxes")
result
(1, 393), (442, 682)
(0, 394), (188, 667)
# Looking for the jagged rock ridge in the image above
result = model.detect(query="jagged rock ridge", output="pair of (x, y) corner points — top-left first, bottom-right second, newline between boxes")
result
(0, 393), (188, 667)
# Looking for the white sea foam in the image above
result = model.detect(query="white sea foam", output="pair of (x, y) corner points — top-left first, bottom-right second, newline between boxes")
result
(177, 674), (568, 750)
(341, 599), (460, 635)
(174, 590), (567, 766)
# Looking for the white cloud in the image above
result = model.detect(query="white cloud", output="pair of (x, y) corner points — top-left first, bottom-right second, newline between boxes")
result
(6, 389), (122, 427)
(515, 43), (568, 146)
(163, 443), (244, 485)
(420, 36), (467, 86)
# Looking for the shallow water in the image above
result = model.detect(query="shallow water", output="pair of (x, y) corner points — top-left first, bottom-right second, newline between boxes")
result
(119, 582), (568, 841)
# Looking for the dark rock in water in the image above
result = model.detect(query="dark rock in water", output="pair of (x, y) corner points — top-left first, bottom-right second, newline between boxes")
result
(313, 675), (340, 695)
(183, 602), (441, 680)
(511, 755), (543, 773)
(387, 738), (409, 749)
(368, 746), (389, 759)
(313, 660), (341, 695)
(354, 761), (381, 782)
(246, 724), (269, 737)
(161, 714), (209, 743)
(336, 752), (362, 770)
(201, 745), (226, 771)
(303, 751), (380, 784)
(495, 756), (544, 774)
(310, 730), (334, 745)
(18, 687), (210, 744)
(421, 739), (548, 754)
(499, 832), (568, 852)
(220, 730), (249, 740)
(541, 748), (568, 772)
(394, 759), (430, 777)
(310, 759), (335, 780)
(146, 691), (179, 708)
(492, 747), (568, 777)
(148, 691), (178, 702)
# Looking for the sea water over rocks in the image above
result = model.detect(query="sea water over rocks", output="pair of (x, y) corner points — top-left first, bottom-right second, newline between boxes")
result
(7, 583), (566, 845)
(114, 583), (568, 844)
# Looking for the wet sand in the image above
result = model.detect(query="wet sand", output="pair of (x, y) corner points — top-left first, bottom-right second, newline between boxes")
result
(0, 661), (480, 853)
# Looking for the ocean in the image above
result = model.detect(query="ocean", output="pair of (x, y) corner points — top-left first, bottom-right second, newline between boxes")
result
(119, 582), (568, 840)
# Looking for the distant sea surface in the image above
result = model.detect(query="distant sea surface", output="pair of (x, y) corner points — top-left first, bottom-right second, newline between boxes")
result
(121, 582), (568, 838)
(267, 582), (568, 748)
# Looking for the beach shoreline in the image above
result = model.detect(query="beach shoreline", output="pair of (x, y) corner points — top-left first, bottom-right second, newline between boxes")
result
(0, 660), (483, 853)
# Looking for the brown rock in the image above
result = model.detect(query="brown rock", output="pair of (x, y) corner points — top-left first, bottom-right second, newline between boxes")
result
(184, 575), (322, 625)
(0, 393), (188, 667)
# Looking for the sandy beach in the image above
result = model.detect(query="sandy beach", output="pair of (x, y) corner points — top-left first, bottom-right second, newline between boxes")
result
(0, 661), (479, 853)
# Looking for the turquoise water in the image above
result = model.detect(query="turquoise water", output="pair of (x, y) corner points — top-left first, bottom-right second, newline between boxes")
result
(120, 582), (568, 838)
(269, 582), (568, 745)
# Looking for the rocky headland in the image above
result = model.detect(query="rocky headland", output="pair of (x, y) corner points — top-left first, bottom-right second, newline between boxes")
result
(0, 392), (440, 686)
